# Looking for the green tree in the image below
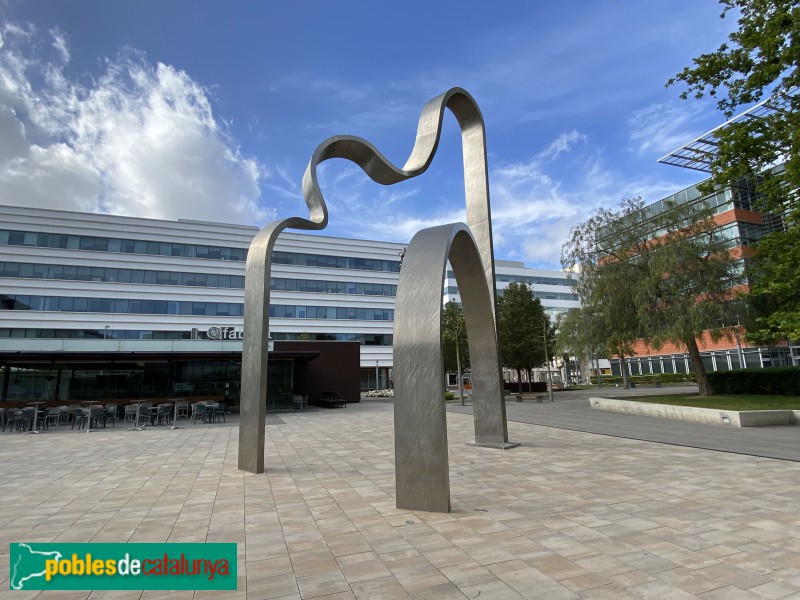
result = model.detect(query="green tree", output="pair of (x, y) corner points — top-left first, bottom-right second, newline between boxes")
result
(497, 282), (551, 393)
(562, 197), (737, 396)
(746, 224), (800, 342)
(442, 300), (469, 404)
(556, 307), (614, 387)
(668, 1), (800, 343)
(667, 0), (799, 214)
(556, 309), (585, 382)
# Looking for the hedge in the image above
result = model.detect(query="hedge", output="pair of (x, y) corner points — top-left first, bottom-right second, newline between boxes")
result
(590, 373), (696, 385)
(707, 367), (800, 396)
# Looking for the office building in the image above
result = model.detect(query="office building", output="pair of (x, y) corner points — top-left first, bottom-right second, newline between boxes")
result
(608, 99), (794, 376)
(0, 204), (581, 404)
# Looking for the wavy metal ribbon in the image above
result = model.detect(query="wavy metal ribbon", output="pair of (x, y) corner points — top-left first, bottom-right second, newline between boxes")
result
(238, 87), (499, 475)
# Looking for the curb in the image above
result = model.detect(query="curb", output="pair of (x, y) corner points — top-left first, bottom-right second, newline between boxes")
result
(589, 397), (800, 427)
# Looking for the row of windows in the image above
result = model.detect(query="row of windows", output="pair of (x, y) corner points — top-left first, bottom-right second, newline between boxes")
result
(0, 229), (247, 261)
(445, 285), (579, 301)
(0, 262), (245, 288)
(1, 295), (244, 316)
(495, 274), (577, 287)
(445, 270), (576, 287)
(269, 277), (396, 296)
(0, 261), (397, 296)
(271, 332), (393, 345)
(610, 347), (791, 375)
(0, 328), (394, 345)
(269, 305), (393, 320)
(0, 228), (402, 272)
(495, 289), (579, 301)
(0, 328), (194, 340)
(720, 222), (771, 247)
(272, 251), (400, 272)
(0, 294), (394, 320)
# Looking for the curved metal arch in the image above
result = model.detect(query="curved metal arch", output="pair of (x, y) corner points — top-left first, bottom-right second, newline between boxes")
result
(394, 223), (509, 513)
(239, 88), (501, 475)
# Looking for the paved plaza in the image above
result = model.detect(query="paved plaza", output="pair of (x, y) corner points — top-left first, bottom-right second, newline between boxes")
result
(1, 399), (800, 599)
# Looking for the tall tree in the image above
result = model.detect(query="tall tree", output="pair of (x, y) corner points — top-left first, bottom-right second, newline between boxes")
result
(667, 0), (799, 214)
(497, 282), (550, 393)
(556, 308), (608, 381)
(556, 309), (586, 383)
(745, 224), (800, 343)
(668, 1), (800, 343)
(442, 300), (469, 404)
(562, 197), (738, 396)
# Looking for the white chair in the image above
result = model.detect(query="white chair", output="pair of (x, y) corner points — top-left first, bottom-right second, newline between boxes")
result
(123, 404), (138, 423)
(292, 395), (308, 410)
(176, 400), (189, 419)
(46, 406), (63, 427)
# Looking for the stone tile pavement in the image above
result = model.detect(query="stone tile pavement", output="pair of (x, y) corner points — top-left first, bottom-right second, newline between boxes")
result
(1, 401), (799, 599)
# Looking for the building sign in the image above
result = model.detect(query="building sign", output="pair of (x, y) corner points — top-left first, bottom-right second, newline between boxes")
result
(206, 326), (243, 340)
(204, 327), (272, 350)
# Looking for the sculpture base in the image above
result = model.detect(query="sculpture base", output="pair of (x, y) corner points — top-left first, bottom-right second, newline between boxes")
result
(466, 440), (521, 449)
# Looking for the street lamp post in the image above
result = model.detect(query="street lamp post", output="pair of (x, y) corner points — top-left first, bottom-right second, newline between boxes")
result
(542, 316), (554, 402)
(375, 360), (380, 390)
(455, 331), (465, 406)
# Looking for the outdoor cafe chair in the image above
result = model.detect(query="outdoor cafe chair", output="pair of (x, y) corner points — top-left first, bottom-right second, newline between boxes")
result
(104, 404), (117, 427)
(3, 408), (22, 432)
(123, 404), (137, 423)
(190, 402), (207, 424)
(89, 405), (105, 429)
(57, 405), (70, 424)
(71, 407), (88, 430)
(139, 405), (157, 427)
(204, 403), (218, 423)
(67, 404), (81, 424)
(46, 407), (62, 427)
(204, 402), (224, 423)
(37, 407), (51, 431)
(155, 403), (173, 426)
(17, 407), (37, 432)
(176, 400), (189, 419)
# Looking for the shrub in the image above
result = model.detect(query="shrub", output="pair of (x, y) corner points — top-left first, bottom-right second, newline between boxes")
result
(707, 367), (800, 395)
(444, 390), (455, 400)
(365, 388), (394, 398)
(589, 373), (696, 385)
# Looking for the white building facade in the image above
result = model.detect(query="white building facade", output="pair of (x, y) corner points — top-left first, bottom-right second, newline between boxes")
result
(0, 205), (580, 395)
(444, 259), (580, 320)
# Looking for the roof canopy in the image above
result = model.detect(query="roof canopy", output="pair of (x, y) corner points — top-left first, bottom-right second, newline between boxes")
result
(658, 91), (795, 173)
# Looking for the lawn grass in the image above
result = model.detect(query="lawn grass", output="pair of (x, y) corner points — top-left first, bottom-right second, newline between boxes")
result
(629, 394), (800, 411)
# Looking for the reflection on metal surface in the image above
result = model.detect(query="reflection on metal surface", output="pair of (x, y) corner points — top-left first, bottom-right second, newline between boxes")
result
(238, 88), (513, 514)
(394, 224), (512, 512)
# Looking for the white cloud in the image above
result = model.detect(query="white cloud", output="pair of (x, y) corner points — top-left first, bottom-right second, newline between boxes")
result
(539, 129), (587, 162)
(0, 23), (272, 225)
(627, 101), (708, 157)
(50, 28), (69, 63)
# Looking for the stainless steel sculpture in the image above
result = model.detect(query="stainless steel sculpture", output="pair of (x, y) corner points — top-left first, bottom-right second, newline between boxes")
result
(238, 88), (516, 514)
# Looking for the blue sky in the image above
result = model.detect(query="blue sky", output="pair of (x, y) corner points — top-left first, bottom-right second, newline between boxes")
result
(0, 1), (737, 269)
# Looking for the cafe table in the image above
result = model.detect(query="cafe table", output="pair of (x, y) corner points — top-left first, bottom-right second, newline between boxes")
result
(25, 401), (45, 434)
(127, 401), (148, 431)
(81, 400), (101, 433)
